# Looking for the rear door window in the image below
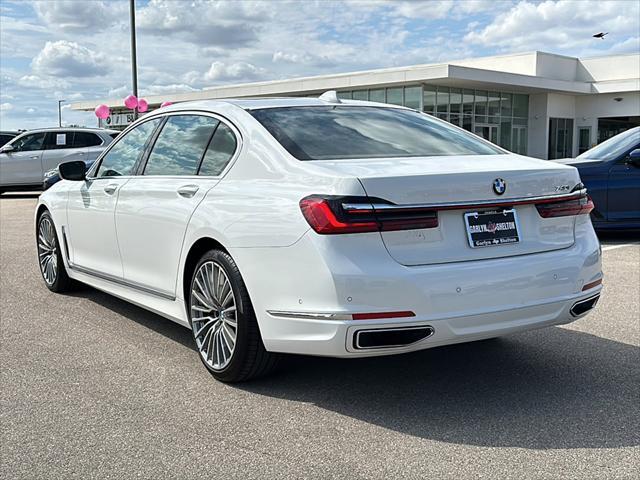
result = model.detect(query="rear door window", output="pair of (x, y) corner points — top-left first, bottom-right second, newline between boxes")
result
(43, 131), (73, 150)
(144, 115), (219, 176)
(199, 123), (237, 176)
(73, 132), (103, 148)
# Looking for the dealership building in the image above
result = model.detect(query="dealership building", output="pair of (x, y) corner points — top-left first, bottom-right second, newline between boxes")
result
(72, 51), (640, 160)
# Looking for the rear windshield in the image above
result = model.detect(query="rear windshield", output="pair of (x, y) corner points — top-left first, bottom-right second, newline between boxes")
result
(250, 106), (504, 160)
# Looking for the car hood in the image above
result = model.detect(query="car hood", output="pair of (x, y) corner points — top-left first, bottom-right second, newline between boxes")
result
(552, 157), (604, 167)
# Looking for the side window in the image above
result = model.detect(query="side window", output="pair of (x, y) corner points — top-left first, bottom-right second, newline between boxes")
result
(199, 123), (237, 176)
(0, 134), (15, 147)
(95, 119), (161, 178)
(43, 131), (72, 150)
(11, 132), (46, 152)
(73, 132), (102, 148)
(144, 115), (219, 176)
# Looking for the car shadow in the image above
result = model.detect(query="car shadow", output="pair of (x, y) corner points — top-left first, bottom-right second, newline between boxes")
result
(240, 327), (639, 450)
(66, 285), (195, 350)
(66, 285), (638, 451)
(597, 230), (640, 242)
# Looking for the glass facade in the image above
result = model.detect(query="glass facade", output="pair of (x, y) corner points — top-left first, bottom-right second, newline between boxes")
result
(337, 84), (529, 154)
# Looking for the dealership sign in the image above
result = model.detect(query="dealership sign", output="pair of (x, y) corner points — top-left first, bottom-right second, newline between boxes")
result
(98, 112), (136, 128)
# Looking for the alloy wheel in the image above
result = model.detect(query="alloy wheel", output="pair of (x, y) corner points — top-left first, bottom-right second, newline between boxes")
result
(37, 216), (58, 285)
(190, 261), (238, 371)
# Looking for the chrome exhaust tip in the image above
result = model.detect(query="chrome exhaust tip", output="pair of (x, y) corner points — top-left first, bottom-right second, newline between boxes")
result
(570, 295), (600, 317)
(353, 325), (434, 350)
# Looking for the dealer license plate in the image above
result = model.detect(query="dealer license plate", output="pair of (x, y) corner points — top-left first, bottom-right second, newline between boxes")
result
(464, 209), (520, 248)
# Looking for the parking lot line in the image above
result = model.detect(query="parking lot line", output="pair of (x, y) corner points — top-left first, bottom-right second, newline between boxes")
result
(601, 243), (639, 252)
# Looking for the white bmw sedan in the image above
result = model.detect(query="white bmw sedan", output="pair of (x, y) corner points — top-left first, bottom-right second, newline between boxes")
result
(35, 94), (602, 382)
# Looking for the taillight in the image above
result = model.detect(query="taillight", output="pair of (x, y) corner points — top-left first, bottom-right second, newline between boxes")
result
(535, 193), (594, 218)
(299, 195), (438, 235)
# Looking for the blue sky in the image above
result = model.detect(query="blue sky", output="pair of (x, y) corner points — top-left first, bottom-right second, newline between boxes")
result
(1, 0), (639, 130)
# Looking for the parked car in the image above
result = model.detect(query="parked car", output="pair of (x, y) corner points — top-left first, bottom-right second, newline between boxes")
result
(43, 130), (121, 190)
(35, 94), (602, 382)
(0, 131), (19, 148)
(0, 127), (118, 193)
(554, 126), (640, 229)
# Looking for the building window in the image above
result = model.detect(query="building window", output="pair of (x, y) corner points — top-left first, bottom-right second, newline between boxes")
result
(337, 91), (352, 99)
(423, 86), (436, 114)
(386, 87), (403, 106)
(367, 89), (384, 103)
(548, 118), (574, 159)
(352, 90), (368, 101)
(404, 86), (421, 110)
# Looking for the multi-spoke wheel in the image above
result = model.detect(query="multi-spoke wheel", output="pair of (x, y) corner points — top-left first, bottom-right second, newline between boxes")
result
(188, 249), (278, 382)
(36, 211), (72, 292)
(191, 261), (238, 370)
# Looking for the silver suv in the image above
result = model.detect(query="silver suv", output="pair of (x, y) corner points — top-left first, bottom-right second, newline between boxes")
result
(0, 127), (118, 193)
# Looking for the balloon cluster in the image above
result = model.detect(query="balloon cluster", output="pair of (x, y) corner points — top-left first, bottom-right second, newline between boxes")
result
(123, 94), (148, 113)
(94, 94), (173, 120)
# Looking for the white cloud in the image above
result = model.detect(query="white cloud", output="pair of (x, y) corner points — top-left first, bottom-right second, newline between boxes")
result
(137, 0), (265, 46)
(32, 40), (108, 78)
(0, 102), (13, 112)
(465, 0), (640, 54)
(18, 74), (70, 90)
(204, 61), (267, 82)
(34, 0), (123, 31)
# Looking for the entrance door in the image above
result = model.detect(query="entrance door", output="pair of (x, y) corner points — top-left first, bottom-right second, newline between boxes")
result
(474, 124), (499, 145)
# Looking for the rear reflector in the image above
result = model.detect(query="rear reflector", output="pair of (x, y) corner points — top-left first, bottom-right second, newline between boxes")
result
(536, 193), (594, 218)
(582, 278), (602, 291)
(351, 311), (416, 320)
(300, 195), (438, 235)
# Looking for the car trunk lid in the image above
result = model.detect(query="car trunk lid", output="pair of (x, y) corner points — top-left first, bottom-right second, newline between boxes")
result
(312, 154), (582, 265)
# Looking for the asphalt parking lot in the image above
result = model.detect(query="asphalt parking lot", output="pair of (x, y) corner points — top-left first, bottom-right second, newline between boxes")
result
(1, 193), (638, 479)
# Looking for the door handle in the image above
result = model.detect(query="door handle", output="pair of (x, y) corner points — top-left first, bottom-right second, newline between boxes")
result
(30, 155), (39, 159)
(104, 184), (118, 195)
(177, 184), (199, 198)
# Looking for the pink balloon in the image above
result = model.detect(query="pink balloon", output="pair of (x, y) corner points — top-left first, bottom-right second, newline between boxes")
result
(160, 101), (173, 108)
(94, 104), (110, 119)
(124, 95), (138, 109)
(137, 99), (148, 113)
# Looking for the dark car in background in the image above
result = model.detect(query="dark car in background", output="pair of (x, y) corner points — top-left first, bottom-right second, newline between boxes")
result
(555, 126), (640, 230)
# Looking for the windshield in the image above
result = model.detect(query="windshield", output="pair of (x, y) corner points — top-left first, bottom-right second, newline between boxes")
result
(251, 106), (504, 160)
(577, 127), (640, 161)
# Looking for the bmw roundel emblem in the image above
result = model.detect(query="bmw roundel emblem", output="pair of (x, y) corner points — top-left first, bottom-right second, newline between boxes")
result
(493, 178), (506, 195)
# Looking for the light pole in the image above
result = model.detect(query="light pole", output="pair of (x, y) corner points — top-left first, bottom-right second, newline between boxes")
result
(129, 0), (139, 119)
(58, 99), (65, 127)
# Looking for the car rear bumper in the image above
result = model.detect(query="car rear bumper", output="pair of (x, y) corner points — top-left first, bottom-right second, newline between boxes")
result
(262, 289), (601, 357)
(231, 214), (602, 357)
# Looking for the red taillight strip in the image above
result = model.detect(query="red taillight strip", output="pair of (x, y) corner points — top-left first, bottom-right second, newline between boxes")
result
(267, 310), (416, 321)
(582, 278), (603, 291)
(352, 311), (416, 320)
(341, 189), (588, 213)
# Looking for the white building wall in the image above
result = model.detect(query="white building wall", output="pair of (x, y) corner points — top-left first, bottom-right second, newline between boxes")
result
(528, 94), (549, 159)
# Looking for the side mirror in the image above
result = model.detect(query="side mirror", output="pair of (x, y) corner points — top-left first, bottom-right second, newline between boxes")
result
(0, 144), (14, 153)
(58, 160), (86, 181)
(627, 149), (640, 168)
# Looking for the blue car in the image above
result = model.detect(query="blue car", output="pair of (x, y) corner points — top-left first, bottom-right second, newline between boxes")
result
(555, 126), (640, 230)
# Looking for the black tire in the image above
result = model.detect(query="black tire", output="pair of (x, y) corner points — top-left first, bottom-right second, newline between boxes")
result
(36, 211), (74, 293)
(188, 249), (279, 382)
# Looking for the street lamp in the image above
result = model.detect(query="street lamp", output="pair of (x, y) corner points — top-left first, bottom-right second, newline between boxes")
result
(58, 99), (65, 127)
(130, 0), (138, 119)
